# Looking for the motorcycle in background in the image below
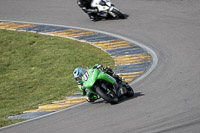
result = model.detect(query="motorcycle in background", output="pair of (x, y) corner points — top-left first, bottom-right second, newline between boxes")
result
(91, 0), (125, 20)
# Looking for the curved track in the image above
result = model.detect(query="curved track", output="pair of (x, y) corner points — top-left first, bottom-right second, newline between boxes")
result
(1, 0), (200, 133)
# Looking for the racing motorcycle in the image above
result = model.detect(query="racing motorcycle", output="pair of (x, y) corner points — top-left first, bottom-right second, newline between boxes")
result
(82, 66), (134, 104)
(91, 0), (125, 20)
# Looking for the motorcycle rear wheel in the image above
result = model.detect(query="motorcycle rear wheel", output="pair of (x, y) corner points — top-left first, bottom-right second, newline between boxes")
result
(96, 86), (118, 104)
(111, 8), (125, 19)
(125, 84), (134, 97)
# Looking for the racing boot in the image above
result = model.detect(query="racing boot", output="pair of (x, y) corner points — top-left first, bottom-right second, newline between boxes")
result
(86, 93), (99, 102)
(113, 82), (126, 97)
(118, 85), (127, 97)
(88, 13), (101, 22)
(103, 67), (122, 82)
(112, 73), (123, 83)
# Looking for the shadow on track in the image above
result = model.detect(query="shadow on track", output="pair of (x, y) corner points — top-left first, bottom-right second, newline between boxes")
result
(93, 14), (129, 22)
(117, 92), (145, 104)
(91, 92), (144, 105)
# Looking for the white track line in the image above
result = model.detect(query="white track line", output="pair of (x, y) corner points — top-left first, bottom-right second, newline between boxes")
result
(0, 20), (158, 130)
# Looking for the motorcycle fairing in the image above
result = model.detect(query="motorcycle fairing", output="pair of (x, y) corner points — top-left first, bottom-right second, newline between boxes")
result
(82, 68), (116, 89)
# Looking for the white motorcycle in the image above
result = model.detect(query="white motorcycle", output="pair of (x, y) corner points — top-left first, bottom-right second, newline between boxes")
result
(91, 0), (125, 20)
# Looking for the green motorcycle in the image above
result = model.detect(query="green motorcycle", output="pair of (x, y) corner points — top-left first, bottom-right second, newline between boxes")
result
(82, 66), (134, 104)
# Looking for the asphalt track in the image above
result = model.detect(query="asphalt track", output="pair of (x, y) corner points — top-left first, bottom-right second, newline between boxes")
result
(0, 20), (154, 119)
(0, 0), (200, 133)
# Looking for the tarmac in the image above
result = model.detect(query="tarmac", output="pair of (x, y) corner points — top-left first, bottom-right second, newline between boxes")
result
(0, 20), (153, 120)
(1, 0), (200, 132)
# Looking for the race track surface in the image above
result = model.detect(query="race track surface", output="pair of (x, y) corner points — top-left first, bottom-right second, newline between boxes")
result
(1, 0), (200, 133)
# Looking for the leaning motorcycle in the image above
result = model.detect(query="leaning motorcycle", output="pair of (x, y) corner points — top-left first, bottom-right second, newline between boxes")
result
(91, 0), (125, 20)
(82, 66), (134, 104)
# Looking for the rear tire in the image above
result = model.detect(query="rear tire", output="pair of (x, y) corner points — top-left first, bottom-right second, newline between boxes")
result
(125, 85), (134, 97)
(111, 8), (125, 19)
(96, 86), (118, 104)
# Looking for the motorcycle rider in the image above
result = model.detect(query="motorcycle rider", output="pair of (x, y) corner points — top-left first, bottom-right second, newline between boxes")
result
(73, 64), (123, 102)
(77, 0), (101, 21)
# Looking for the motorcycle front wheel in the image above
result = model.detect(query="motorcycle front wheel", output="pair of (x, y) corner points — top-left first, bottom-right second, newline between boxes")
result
(96, 86), (118, 104)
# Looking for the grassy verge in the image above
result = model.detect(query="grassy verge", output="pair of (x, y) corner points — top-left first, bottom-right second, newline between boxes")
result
(0, 29), (114, 127)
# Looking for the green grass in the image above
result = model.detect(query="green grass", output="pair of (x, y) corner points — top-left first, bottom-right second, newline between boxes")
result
(0, 29), (114, 127)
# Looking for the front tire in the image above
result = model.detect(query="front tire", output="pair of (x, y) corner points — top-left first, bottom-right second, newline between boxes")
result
(96, 86), (118, 104)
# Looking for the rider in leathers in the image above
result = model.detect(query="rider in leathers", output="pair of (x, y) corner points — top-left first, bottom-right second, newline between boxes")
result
(73, 64), (123, 102)
(77, 0), (101, 21)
